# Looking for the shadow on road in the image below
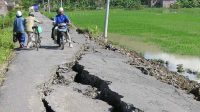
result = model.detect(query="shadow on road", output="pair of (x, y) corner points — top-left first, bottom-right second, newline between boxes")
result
(14, 45), (60, 51)
(14, 48), (34, 51)
(39, 45), (60, 50)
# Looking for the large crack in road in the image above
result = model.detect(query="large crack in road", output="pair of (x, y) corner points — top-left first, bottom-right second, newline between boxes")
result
(72, 62), (143, 112)
(40, 64), (143, 112)
(42, 98), (56, 112)
(39, 40), (200, 112)
(39, 46), (143, 112)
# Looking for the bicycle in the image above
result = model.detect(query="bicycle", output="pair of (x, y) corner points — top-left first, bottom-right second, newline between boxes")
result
(31, 25), (42, 51)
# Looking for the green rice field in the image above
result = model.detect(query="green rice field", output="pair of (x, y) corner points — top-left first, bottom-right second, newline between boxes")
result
(45, 8), (200, 56)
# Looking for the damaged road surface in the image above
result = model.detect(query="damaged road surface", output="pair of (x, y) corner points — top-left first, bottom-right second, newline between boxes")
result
(68, 42), (200, 112)
(0, 12), (200, 112)
(0, 12), (87, 112)
(40, 40), (200, 112)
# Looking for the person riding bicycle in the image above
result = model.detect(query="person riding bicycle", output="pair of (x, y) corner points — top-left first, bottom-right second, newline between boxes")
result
(53, 7), (73, 48)
(13, 11), (26, 48)
(25, 13), (40, 48)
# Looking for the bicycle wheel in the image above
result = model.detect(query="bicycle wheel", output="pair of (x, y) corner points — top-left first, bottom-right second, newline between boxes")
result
(34, 30), (39, 51)
(37, 33), (41, 48)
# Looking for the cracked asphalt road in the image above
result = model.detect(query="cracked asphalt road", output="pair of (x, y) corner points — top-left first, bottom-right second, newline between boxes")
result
(0, 12), (86, 112)
(75, 43), (200, 112)
(1, 12), (200, 112)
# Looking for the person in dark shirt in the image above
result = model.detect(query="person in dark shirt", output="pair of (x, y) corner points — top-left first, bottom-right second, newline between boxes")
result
(13, 11), (26, 48)
(52, 7), (73, 48)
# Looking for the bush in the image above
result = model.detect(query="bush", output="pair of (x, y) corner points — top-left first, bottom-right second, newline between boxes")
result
(110, 0), (143, 9)
(170, 2), (181, 9)
(19, 0), (35, 8)
(110, 0), (124, 8)
(42, 0), (144, 10)
(177, 0), (200, 8)
(125, 0), (139, 8)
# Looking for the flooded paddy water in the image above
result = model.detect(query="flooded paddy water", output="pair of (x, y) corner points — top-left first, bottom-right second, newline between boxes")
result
(109, 34), (200, 83)
(144, 52), (200, 83)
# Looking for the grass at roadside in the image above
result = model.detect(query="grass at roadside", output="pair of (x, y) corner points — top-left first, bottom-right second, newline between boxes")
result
(43, 8), (200, 56)
(0, 27), (14, 65)
(0, 10), (20, 65)
(0, 27), (14, 85)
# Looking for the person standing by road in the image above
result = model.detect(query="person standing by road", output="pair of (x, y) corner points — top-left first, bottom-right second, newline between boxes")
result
(13, 11), (26, 48)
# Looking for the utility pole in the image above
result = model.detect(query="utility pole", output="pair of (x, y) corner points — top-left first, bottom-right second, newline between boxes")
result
(61, 0), (63, 7)
(42, 0), (45, 11)
(103, 0), (110, 42)
(48, 0), (50, 13)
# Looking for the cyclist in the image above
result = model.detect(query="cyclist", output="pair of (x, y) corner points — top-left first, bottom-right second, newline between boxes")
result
(53, 7), (73, 48)
(13, 11), (26, 48)
(25, 13), (40, 48)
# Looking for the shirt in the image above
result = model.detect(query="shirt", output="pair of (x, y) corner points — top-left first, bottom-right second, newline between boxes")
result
(54, 14), (70, 25)
(25, 16), (39, 32)
(13, 16), (25, 33)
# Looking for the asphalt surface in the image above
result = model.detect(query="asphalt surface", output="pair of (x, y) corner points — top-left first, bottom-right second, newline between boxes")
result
(0, 12), (200, 112)
(0, 12), (86, 112)
(76, 42), (200, 112)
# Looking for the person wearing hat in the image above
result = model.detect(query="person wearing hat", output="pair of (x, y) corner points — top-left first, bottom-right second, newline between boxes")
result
(53, 7), (73, 48)
(25, 13), (40, 48)
(13, 11), (26, 48)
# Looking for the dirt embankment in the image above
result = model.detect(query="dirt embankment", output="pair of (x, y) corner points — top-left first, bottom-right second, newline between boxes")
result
(128, 50), (200, 101)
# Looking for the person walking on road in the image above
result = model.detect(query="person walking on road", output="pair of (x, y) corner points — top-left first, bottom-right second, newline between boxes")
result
(25, 13), (40, 48)
(13, 11), (26, 48)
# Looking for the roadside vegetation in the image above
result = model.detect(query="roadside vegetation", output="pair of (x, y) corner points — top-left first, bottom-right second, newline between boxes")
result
(0, 11), (16, 65)
(39, 0), (200, 10)
(0, 28), (14, 65)
(0, 11), (16, 84)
